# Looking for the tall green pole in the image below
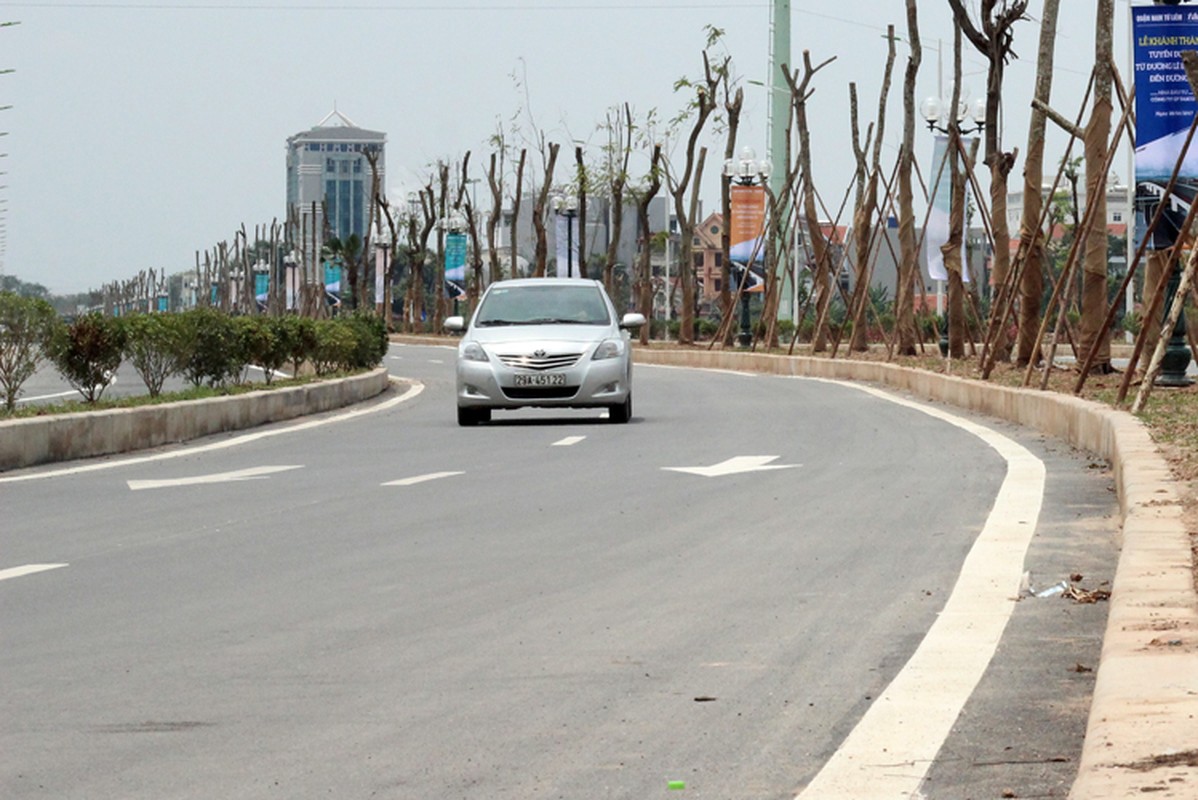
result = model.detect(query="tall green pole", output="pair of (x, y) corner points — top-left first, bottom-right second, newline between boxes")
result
(769, 0), (793, 319)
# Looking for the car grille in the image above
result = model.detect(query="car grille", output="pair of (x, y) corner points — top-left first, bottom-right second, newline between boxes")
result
(503, 386), (579, 400)
(497, 352), (583, 371)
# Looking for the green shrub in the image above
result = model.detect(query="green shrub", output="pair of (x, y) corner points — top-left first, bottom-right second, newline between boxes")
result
(179, 307), (242, 387)
(311, 320), (357, 376)
(0, 291), (61, 411)
(48, 312), (126, 403)
(121, 313), (186, 397)
(342, 311), (388, 369)
(281, 315), (318, 376)
(776, 319), (796, 344)
(695, 318), (719, 340)
(233, 316), (286, 385)
(1122, 310), (1143, 337)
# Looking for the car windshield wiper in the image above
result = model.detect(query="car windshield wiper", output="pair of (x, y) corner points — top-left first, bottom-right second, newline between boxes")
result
(475, 318), (518, 326)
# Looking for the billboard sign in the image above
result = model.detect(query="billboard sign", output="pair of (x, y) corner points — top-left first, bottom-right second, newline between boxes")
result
(1132, 5), (1198, 249)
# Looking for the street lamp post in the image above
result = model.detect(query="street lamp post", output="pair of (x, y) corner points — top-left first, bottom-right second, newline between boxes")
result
(283, 250), (299, 312)
(437, 208), (468, 316)
(920, 95), (985, 356)
(552, 194), (579, 278)
(722, 146), (772, 348)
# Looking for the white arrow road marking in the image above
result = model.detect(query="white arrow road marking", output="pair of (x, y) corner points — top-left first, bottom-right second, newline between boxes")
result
(663, 455), (800, 478)
(382, 471), (464, 487)
(553, 436), (586, 446)
(0, 563), (69, 582)
(127, 465), (303, 491)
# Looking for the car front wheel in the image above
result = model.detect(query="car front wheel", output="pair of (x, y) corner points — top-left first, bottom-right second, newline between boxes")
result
(608, 395), (632, 424)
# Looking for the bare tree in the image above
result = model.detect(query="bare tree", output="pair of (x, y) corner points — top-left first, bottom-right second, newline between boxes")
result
(895, 0), (922, 355)
(1079, 0), (1115, 373)
(602, 104), (635, 302)
(947, 0), (1030, 361)
(485, 142), (505, 284)
(667, 26), (727, 344)
(575, 145), (588, 276)
(719, 79), (744, 347)
(509, 149), (527, 278)
(785, 51), (837, 351)
(941, 25), (968, 359)
(531, 141), (561, 277)
(847, 26), (896, 352)
(1015, 0), (1060, 367)
(633, 144), (663, 346)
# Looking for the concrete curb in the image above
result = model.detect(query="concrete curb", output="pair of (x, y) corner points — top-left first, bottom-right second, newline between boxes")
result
(0, 367), (391, 473)
(631, 347), (1198, 799)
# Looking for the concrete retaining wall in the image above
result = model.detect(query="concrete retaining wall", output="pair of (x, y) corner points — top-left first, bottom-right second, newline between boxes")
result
(634, 347), (1198, 799)
(0, 368), (390, 473)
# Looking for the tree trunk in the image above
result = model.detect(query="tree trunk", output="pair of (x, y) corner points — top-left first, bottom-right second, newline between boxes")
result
(576, 146), (588, 278)
(942, 26), (967, 359)
(1080, 0), (1114, 372)
(604, 105), (633, 302)
(510, 149), (526, 278)
(720, 87), (743, 347)
(895, 0), (921, 355)
(532, 143), (560, 278)
(486, 152), (503, 285)
(635, 145), (662, 346)
(1016, 0), (1059, 366)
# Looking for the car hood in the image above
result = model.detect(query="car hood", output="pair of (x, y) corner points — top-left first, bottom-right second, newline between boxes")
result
(466, 324), (617, 348)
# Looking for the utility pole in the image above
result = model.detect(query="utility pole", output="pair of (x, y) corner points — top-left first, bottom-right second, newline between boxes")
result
(769, 0), (792, 320)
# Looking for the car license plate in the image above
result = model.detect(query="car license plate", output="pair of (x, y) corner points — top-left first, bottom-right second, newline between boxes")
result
(514, 372), (566, 387)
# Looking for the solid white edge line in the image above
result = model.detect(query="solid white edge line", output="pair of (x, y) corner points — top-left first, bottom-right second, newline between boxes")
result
(0, 379), (424, 484)
(792, 378), (1046, 800)
(0, 563), (69, 582)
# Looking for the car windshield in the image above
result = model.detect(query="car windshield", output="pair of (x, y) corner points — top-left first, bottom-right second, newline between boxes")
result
(474, 284), (611, 327)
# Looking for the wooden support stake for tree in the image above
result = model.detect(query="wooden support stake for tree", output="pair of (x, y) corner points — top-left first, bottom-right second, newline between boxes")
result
(1132, 244), (1198, 413)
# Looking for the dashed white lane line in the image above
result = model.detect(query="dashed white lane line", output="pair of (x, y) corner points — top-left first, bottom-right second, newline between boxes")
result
(793, 378), (1046, 800)
(0, 564), (69, 582)
(552, 436), (586, 447)
(382, 471), (464, 487)
(128, 465), (303, 491)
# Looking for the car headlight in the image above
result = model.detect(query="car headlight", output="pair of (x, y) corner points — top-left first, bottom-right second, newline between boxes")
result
(460, 341), (489, 362)
(592, 338), (626, 361)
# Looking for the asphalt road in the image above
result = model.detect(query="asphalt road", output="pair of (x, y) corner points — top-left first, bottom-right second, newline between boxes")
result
(0, 343), (1119, 799)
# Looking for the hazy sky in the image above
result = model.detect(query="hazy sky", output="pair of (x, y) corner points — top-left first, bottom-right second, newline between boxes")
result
(1, 1), (1133, 293)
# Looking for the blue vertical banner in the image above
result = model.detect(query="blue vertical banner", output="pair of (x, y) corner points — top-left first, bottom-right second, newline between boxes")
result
(323, 262), (341, 306)
(554, 213), (580, 278)
(1132, 5), (1198, 250)
(445, 231), (468, 299)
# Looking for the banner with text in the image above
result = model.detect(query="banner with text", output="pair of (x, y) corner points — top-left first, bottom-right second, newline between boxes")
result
(1132, 5), (1198, 250)
(729, 184), (766, 292)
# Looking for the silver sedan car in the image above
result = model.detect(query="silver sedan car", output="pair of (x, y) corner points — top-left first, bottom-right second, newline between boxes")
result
(444, 278), (646, 426)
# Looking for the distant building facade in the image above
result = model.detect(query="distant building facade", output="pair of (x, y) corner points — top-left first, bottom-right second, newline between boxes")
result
(285, 109), (386, 258)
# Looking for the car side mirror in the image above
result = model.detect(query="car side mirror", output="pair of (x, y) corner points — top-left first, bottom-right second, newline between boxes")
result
(619, 313), (647, 330)
(444, 316), (466, 333)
